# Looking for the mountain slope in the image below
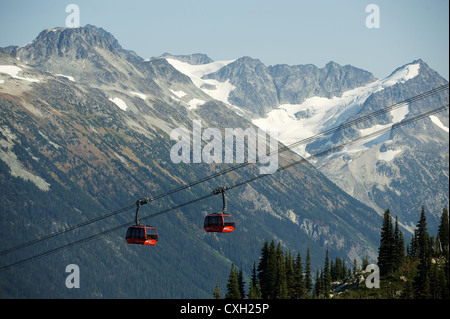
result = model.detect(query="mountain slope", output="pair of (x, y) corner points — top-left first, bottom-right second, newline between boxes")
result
(0, 26), (382, 298)
(252, 59), (449, 234)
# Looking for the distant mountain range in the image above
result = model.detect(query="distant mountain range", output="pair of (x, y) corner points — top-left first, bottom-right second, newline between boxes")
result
(164, 50), (449, 235)
(0, 25), (447, 298)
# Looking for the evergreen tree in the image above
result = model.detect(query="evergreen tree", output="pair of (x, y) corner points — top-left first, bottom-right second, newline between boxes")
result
(393, 215), (405, 270)
(353, 258), (358, 275)
(378, 209), (394, 276)
(238, 268), (245, 299)
(313, 269), (321, 298)
(292, 252), (306, 299)
(257, 240), (269, 298)
(248, 262), (262, 299)
(362, 252), (369, 270)
(259, 240), (278, 299)
(276, 258), (288, 299)
(430, 262), (442, 299)
(250, 262), (258, 291)
(213, 283), (221, 299)
(331, 257), (343, 281)
(437, 267), (449, 299)
(342, 260), (348, 280)
(403, 278), (414, 299)
(266, 241), (278, 298)
(248, 281), (262, 299)
(438, 207), (449, 258)
(274, 242), (288, 299)
(285, 250), (295, 298)
(438, 207), (449, 295)
(409, 230), (419, 259)
(323, 248), (331, 298)
(305, 247), (312, 296)
(414, 207), (431, 299)
(330, 259), (335, 281)
(226, 263), (242, 299)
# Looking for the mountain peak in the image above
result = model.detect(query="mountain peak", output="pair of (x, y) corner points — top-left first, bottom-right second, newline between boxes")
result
(324, 60), (341, 69)
(385, 58), (441, 82)
(28, 25), (121, 53)
(12, 25), (147, 88)
(84, 24), (123, 50)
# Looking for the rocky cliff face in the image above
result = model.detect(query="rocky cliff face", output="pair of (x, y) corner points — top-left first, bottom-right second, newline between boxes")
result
(202, 57), (377, 118)
(269, 61), (377, 104)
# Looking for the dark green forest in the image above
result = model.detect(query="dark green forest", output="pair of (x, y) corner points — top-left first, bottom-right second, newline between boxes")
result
(215, 206), (449, 299)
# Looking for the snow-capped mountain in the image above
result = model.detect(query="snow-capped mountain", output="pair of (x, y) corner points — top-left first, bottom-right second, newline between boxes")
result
(166, 54), (448, 234)
(166, 55), (378, 119)
(253, 61), (421, 149)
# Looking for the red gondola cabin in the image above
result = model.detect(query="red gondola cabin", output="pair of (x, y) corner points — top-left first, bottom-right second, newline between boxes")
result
(204, 213), (235, 233)
(126, 225), (158, 245)
(204, 187), (235, 233)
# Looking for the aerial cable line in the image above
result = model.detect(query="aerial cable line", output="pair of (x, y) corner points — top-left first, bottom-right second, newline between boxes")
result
(0, 103), (447, 273)
(137, 83), (450, 198)
(0, 84), (448, 258)
(277, 83), (449, 153)
(228, 104), (449, 191)
(0, 193), (215, 273)
(0, 204), (136, 257)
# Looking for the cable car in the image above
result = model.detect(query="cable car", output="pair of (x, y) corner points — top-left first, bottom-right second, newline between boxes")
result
(126, 225), (158, 245)
(204, 214), (235, 233)
(126, 198), (158, 245)
(204, 187), (235, 233)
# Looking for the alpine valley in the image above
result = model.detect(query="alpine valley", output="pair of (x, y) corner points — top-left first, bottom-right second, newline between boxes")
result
(0, 25), (448, 298)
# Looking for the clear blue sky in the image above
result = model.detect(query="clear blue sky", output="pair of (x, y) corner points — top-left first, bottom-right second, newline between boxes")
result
(0, 0), (448, 79)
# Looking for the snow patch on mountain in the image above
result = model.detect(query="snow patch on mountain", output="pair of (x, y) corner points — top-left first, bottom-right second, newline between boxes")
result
(188, 98), (205, 110)
(55, 74), (75, 82)
(0, 65), (40, 83)
(165, 58), (236, 105)
(169, 89), (187, 99)
(109, 97), (128, 111)
(429, 115), (449, 133)
(201, 79), (236, 104)
(130, 91), (147, 100)
(378, 149), (402, 162)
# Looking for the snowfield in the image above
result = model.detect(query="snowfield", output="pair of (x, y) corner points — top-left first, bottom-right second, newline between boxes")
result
(109, 97), (128, 111)
(169, 89), (187, 99)
(378, 149), (402, 162)
(429, 115), (449, 133)
(165, 58), (236, 106)
(188, 98), (205, 110)
(0, 65), (40, 83)
(55, 74), (75, 82)
(130, 91), (147, 100)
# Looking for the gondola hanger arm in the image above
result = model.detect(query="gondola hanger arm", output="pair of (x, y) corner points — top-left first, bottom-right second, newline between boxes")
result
(134, 197), (152, 226)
